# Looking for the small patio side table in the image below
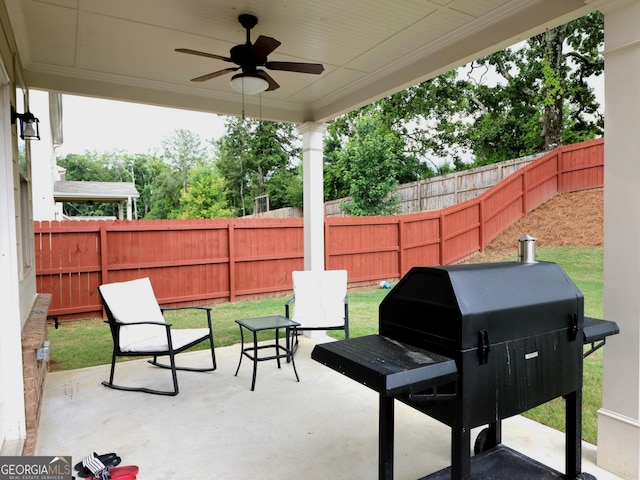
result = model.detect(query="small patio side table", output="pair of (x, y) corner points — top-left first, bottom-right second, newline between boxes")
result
(234, 315), (300, 391)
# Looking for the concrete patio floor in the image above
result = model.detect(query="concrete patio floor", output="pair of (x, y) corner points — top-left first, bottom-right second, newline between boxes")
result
(35, 337), (622, 480)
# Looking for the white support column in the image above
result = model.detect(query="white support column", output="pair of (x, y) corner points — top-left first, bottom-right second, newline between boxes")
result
(598, 3), (640, 478)
(30, 90), (58, 221)
(297, 122), (327, 272)
(126, 196), (133, 221)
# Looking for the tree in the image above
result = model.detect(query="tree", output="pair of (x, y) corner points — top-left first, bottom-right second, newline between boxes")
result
(339, 114), (401, 216)
(323, 128), (350, 201)
(323, 70), (473, 208)
(57, 129), (223, 219)
(124, 153), (163, 218)
(58, 151), (113, 182)
(465, 12), (603, 162)
(141, 157), (181, 219)
(215, 118), (252, 216)
(161, 129), (209, 193)
(57, 151), (128, 217)
(323, 12), (604, 193)
(373, 70), (472, 170)
(215, 118), (302, 216)
(324, 69), (470, 197)
(178, 161), (233, 218)
(265, 164), (303, 210)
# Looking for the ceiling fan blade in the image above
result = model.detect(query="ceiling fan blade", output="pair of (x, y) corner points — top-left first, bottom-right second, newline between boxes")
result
(265, 61), (324, 74)
(176, 48), (231, 62)
(191, 67), (239, 82)
(252, 35), (281, 59)
(258, 70), (280, 91)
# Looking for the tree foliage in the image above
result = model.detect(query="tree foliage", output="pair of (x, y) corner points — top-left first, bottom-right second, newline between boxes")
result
(326, 70), (466, 195)
(143, 157), (182, 219)
(58, 150), (133, 217)
(178, 161), (233, 219)
(339, 114), (401, 216)
(322, 12), (604, 215)
(215, 117), (302, 217)
(57, 129), (233, 219)
(161, 129), (209, 194)
(465, 12), (603, 163)
(323, 74), (464, 206)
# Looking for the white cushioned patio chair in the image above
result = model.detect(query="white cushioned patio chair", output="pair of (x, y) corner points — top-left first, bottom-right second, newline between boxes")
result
(98, 277), (217, 396)
(285, 269), (349, 354)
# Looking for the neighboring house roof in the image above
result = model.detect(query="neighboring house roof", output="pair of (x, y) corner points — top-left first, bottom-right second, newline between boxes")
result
(54, 181), (139, 203)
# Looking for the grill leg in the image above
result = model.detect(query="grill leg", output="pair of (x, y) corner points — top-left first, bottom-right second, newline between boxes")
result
(451, 426), (471, 480)
(565, 390), (581, 478)
(379, 394), (394, 480)
(487, 421), (502, 448)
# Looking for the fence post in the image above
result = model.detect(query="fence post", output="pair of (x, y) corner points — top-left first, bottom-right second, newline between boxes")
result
(479, 198), (485, 253)
(521, 171), (528, 216)
(438, 212), (445, 266)
(324, 221), (330, 269)
(228, 222), (235, 302)
(558, 147), (565, 194)
(99, 223), (108, 286)
(398, 218), (404, 277)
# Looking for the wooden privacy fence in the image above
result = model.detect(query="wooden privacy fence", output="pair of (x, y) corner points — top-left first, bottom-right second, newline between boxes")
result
(325, 151), (545, 216)
(35, 138), (604, 320)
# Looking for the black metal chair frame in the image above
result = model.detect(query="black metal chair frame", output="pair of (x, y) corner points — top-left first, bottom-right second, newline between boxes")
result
(100, 289), (217, 396)
(285, 296), (349, 355)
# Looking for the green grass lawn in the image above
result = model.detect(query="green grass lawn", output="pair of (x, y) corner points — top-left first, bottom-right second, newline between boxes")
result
(47, 245), (605, 444)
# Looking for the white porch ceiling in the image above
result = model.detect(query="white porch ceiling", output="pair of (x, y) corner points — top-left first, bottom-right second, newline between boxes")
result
(7, 0), (604, 124)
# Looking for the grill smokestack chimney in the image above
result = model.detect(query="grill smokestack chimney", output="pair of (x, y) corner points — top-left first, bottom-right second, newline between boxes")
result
(518, 234), (537, 263)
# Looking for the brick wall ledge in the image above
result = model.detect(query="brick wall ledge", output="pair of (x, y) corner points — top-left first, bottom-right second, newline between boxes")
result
(21, 293), (52, 456)
(22, 294), (52, 350)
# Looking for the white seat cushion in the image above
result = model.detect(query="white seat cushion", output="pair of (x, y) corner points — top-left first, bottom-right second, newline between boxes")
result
(121, 327), (211, 353)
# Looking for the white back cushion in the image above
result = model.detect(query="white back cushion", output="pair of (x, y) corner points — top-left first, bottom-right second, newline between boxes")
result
(292, 270), (347, 329)
(99, 277), (167, 351)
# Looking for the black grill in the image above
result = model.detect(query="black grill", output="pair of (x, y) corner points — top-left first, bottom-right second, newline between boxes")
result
(312, 261), (619, 480)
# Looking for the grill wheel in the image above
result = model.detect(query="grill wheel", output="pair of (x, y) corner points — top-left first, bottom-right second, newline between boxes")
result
(473, 427), (492, 455)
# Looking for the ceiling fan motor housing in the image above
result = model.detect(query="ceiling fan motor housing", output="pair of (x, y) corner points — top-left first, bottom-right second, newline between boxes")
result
(176, 12), (324, 91)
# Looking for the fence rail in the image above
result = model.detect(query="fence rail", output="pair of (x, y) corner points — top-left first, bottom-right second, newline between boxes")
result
(35, 138), (604, 320)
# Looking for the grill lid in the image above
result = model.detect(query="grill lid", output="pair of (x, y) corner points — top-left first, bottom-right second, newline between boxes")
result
(379, 261), (584, 350)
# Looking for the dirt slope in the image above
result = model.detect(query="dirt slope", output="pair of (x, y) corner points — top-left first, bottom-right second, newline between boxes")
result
(471, 188), (603, 261)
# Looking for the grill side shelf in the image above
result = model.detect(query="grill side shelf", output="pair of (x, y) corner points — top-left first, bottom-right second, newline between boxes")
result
(311, 335), (458, 397)
(583, 316), (620, 359)
(583, 316), (619, 343)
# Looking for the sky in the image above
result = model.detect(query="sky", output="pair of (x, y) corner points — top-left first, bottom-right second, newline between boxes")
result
(30, 90), (228, 157)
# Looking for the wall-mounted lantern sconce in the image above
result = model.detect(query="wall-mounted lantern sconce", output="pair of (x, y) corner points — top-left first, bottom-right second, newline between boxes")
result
(11, 107), (40, 140)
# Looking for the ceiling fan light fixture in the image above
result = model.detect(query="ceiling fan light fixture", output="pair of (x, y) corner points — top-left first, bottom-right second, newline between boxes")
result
(230, 73), (269, 95)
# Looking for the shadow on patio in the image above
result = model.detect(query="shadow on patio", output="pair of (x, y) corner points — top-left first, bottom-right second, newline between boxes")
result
(35, 337), (621, 480)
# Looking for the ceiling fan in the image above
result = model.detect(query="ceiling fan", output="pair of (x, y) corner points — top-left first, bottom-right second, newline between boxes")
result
(176, 14), (324, 94)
